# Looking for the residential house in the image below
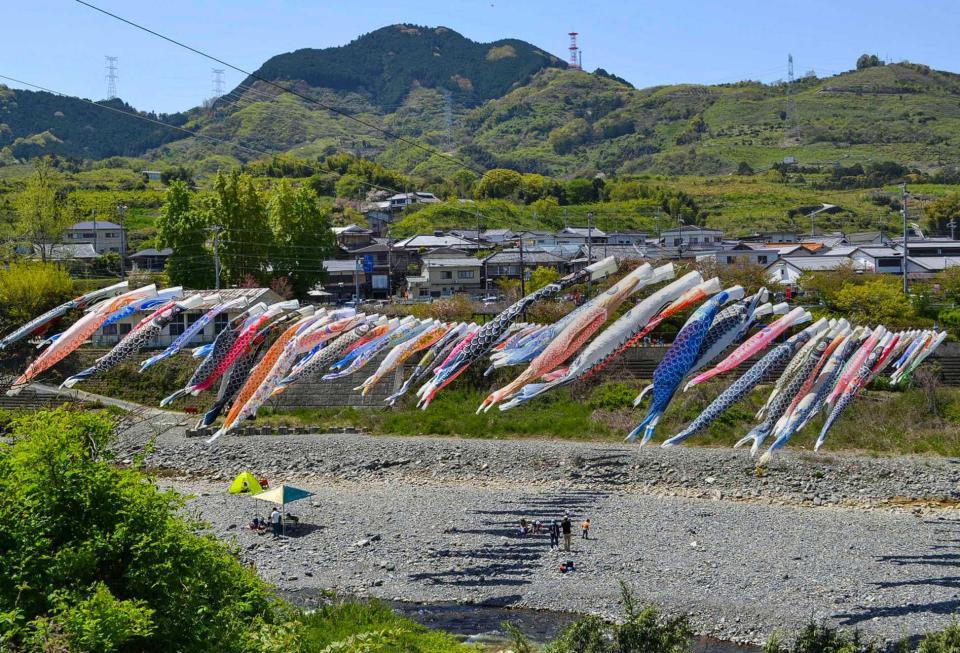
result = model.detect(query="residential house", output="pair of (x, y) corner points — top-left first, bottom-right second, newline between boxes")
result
(765, 256), (865, 286)
(660, 225), (723, 250)
(606, 231), (648, 246)
(481, 228), (516, 245)
(714, 243), (779, 267)
(555, 226), (607, 246)
(332, 224), (374, 250)
(406, 250), (483, 299)
(360, 192), (440, 236)
(575, 243), (649, 264)
(32, 243), (100, 262)
(92, 287), (281, 347)
(129, 247), (173, 272)
(893, 238), (960, 258)
(483, 249), (568, 287)
(322, 259), (364, 301)
(516, 231), (557, 249)
(387, 191), (440, 210)
(64, 220), (127, 256)
(347, 242), (406, 298)
(743, 231), (800, 243)
(393, 233), (481, 252)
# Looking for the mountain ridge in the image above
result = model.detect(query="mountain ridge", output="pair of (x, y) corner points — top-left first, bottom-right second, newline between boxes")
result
(2, 25), (960, 177)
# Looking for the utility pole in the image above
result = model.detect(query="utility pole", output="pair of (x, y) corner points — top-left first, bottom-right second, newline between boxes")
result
(386, 244), (393, 299)
(901, 183), (909, 294)
(949, 219), (957, 241)
(115, 202), (127, 279)
(586, 211), (594, 297)
(354, 258), (361, 304)
(209, 225), (222, 290)
(677, 214), (684, 259)
(518, 237), (525, 297)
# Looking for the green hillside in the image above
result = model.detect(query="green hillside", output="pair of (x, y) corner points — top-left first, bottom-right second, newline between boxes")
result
(0, 87), (187, 161)
(455, 61), (960, 176)
(244, 24), (567, 109)
(176, 57), (960, 178)
(3, 23), (960, 181)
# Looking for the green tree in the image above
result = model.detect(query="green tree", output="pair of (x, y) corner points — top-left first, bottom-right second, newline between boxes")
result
(334, 173), (366, 201)
(0, 261), (74, 330)
(519, 173), (560, 204)
(737, 161), (755, 176)
(856, 53), (884, 70)
(834, 276), (915, 325)
(564, 178), (596, 204)
(0, 408), (288, 651)
(14, 158), (71, 262)
(450, 169), (476, 198)
(267, 180), (335, 297)
(925, 192), (960, 236)
(606, 180), (651, 202)
(797, 263), (861, 307)
(698, 258), (771, 294)
(156, 181), (214, 288)
(474, 168), (523, 200)
(548, 117), (591, 154)
(206, 170), (269, 285)
(527, 266), (561, 292)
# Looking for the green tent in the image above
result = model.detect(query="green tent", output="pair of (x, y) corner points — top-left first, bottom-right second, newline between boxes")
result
(229, 472), (262, 495)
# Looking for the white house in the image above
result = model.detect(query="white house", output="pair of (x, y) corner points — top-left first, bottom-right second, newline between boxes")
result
(660, 225), (723, 250)
(555, 226), (607, 246)
(64, 220), (127, 256)
(406, 254), (483, 299)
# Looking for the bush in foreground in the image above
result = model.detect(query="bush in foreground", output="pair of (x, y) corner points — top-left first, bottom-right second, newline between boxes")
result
(0, 408), (290, 652)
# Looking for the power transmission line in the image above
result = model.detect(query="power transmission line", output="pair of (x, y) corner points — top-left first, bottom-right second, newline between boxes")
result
(0, 73), (406, 199)
(74, 0), (484, 176)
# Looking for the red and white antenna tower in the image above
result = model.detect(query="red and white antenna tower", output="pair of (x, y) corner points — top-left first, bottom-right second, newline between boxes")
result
(568, 32), (580, 70)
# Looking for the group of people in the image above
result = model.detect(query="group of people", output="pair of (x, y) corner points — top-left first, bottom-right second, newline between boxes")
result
(246, 507), (286, 538)
(517, 513), (590, 552)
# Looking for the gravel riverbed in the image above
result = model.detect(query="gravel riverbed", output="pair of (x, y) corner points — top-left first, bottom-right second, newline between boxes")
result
(120, 422), (960, 644)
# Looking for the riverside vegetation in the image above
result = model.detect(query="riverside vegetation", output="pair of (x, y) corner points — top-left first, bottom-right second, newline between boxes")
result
(3, 409), (960, 651)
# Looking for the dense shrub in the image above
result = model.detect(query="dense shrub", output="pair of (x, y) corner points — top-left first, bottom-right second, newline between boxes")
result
(0, 408), (289, 652)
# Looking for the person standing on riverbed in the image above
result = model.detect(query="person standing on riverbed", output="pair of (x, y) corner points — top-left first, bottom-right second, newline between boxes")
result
(270, 507), (282, 538)
(549, 520), (560, 549)
(561, 514), (572, 551)
(582, 519), (590, 539)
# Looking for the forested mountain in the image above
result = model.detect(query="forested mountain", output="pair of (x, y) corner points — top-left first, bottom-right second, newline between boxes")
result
(244, 24), (567, 110)
(3, 24), (960, 178)
(0, 86), (186, 161)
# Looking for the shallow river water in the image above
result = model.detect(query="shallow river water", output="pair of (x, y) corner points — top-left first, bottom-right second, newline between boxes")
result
(285, 589), (760, 651)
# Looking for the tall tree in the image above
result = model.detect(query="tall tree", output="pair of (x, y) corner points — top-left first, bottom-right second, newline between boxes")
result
(156, 181), (214, 288)
(267, 180), (334, 298)
(207, 170), (269, 285)
(926, 192), (960, 236)
(14, 158), (70, 262)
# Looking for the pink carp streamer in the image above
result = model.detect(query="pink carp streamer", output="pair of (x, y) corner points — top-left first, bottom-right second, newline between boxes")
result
(683, 306), (811, 391)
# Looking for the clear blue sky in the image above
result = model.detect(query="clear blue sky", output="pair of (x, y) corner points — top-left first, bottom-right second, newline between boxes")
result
(2, 0), (958, 114)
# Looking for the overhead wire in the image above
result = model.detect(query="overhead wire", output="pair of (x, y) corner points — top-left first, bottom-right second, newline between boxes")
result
(73, 0), (483, 177)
